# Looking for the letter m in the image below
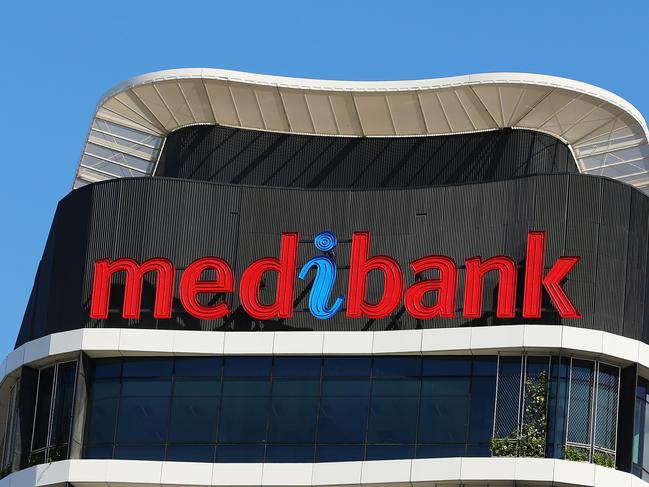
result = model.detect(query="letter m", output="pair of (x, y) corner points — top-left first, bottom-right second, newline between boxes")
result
(90, 258), (175, 319)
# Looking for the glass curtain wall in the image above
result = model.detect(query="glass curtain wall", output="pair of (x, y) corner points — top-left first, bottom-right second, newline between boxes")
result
(82, 355), (621, 465)
(83, 356), (497, 462)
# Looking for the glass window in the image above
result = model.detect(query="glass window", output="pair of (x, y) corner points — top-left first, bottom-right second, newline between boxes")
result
(166, 444), (215, 462)
(367, 379), (419, 444)
(174, 357), (222, 377)
(223, 357), (271, 377)
(373, 357), (421, 377)
(265, 445), (314, 462)
(323, 357), (371, 377)
(122, 358), (173, 378)
(273, 357), (321, 377)
(167, 378), (220, 444)
(316, 444), (364, 462)
(219, 380), (270, 443)
(318, 379), (369, 443)
(2, 381), (18, 470)
(419, 377), (470, 443)
(30, 361), (78, 463)
(594, 364), (619, 452)
(216, 445), (265, 462)
(116, 389), (171, 445)
(48, 362), (77, 458)
(268, 379), (319, 443)
(422, 357), (471, 377)
(85, 379), (120, 444)
(567, 359), (595, 446)
(32, 367), (55, 452)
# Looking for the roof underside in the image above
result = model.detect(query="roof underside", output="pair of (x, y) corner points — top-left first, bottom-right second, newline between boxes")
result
(73, 69), (649, 195)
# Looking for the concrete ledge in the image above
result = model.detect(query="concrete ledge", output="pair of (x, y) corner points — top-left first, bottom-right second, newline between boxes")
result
(0, 458), (645, 487)
(4, 325), (649, 389)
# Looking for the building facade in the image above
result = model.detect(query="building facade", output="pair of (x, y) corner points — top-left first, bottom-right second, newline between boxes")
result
(2, 69), (649, 486)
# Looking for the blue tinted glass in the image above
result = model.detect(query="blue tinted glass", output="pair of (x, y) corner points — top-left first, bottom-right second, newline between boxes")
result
(637, 377), (648, 400)
(166, 444), (215, 462)
(114, 445), (165, 461)
(467, 377), (496, 443)
(368, 380), (419, 443)
(168, 395), (220, 443)
(222, 379), (269, 396)
(175, 357), (222, 377)
(273, 357), (321, 377)
(94, 359), (122, 379)
(272, 379), (320, 396)
(422, 357), (471, 376)
(318, 380), (369, 443)
(223, 357), (272, 376)
(372, 379), (419, 396)
(472, 356), (497, 376)
(418, 386), (470, 443)
(421, 378), (470, 396)
(85, 396), (119, 444)
(90, 379), (120, 399)
(366, 445), (415, 461)
(265, 445), (314, 462)
(373, 357), (421, 377)
(269, 379), (319, 443)
(116, 395), (170, 443)
(466, 443), (491, 457)
(526, 356), (550, 378)
(323, 357), (371, 377)
(499, 356), (522, 376)
(316, 445), (364, 462)
(121, 378), (172, 397)
(219, 380), (269, 442)
(416, 444), (466, 458)
(217, 445), (265, 462)
(83, 445), (113, 459)
(122, 358), (173, 377)
(173, 378), (220, 397)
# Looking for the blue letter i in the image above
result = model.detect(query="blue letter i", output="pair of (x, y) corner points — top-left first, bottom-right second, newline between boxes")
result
(298, 231), (345, 320)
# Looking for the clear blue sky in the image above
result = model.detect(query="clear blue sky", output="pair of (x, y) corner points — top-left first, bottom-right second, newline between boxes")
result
(0, 1), (647, 357)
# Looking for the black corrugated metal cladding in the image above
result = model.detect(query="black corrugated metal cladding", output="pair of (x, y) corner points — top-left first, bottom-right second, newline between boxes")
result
(155, 127), (577, 187)
(16, 173), (649, 347)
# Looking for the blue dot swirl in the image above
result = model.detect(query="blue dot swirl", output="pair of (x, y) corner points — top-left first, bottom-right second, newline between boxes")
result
(314, 231), (337, 252)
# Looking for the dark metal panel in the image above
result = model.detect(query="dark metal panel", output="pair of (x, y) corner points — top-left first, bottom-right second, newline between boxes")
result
(14, 173), (649, 345)
(616, 363), (638, 473)
(156, 126), (580, 189)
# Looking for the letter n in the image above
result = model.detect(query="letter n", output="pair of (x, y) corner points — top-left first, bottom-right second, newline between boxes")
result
(90, 258), (175, 319)
(463, 255), (517, 318)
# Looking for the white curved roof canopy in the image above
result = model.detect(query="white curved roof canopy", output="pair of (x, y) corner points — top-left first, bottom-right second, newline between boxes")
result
(74, 68), (649, 195)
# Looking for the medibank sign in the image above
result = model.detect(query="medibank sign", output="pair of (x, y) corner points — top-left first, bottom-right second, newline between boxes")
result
(89, 231), (581, 322)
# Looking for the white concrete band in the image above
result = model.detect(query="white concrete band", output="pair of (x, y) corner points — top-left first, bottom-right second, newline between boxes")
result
(2, 325), (648, 388)
(0, 457), (646, 487)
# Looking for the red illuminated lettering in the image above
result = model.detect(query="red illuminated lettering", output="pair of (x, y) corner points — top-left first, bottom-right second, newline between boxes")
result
(180, 257), (234, 320)
(89, 231), (581, 322)
(239, 232), (299, 320)
(404, 256), (457, 318)
(523, 231), (581, 318)
(463, 255), (517, 318)
(346, 231), (404, 319)
(90, 257), (175, 319)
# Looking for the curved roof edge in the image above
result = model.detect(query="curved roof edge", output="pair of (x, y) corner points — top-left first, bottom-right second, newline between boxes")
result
(74, 68), (649, 195)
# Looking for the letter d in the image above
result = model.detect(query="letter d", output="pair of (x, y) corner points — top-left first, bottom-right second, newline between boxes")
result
(239, 233), (299, 320)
